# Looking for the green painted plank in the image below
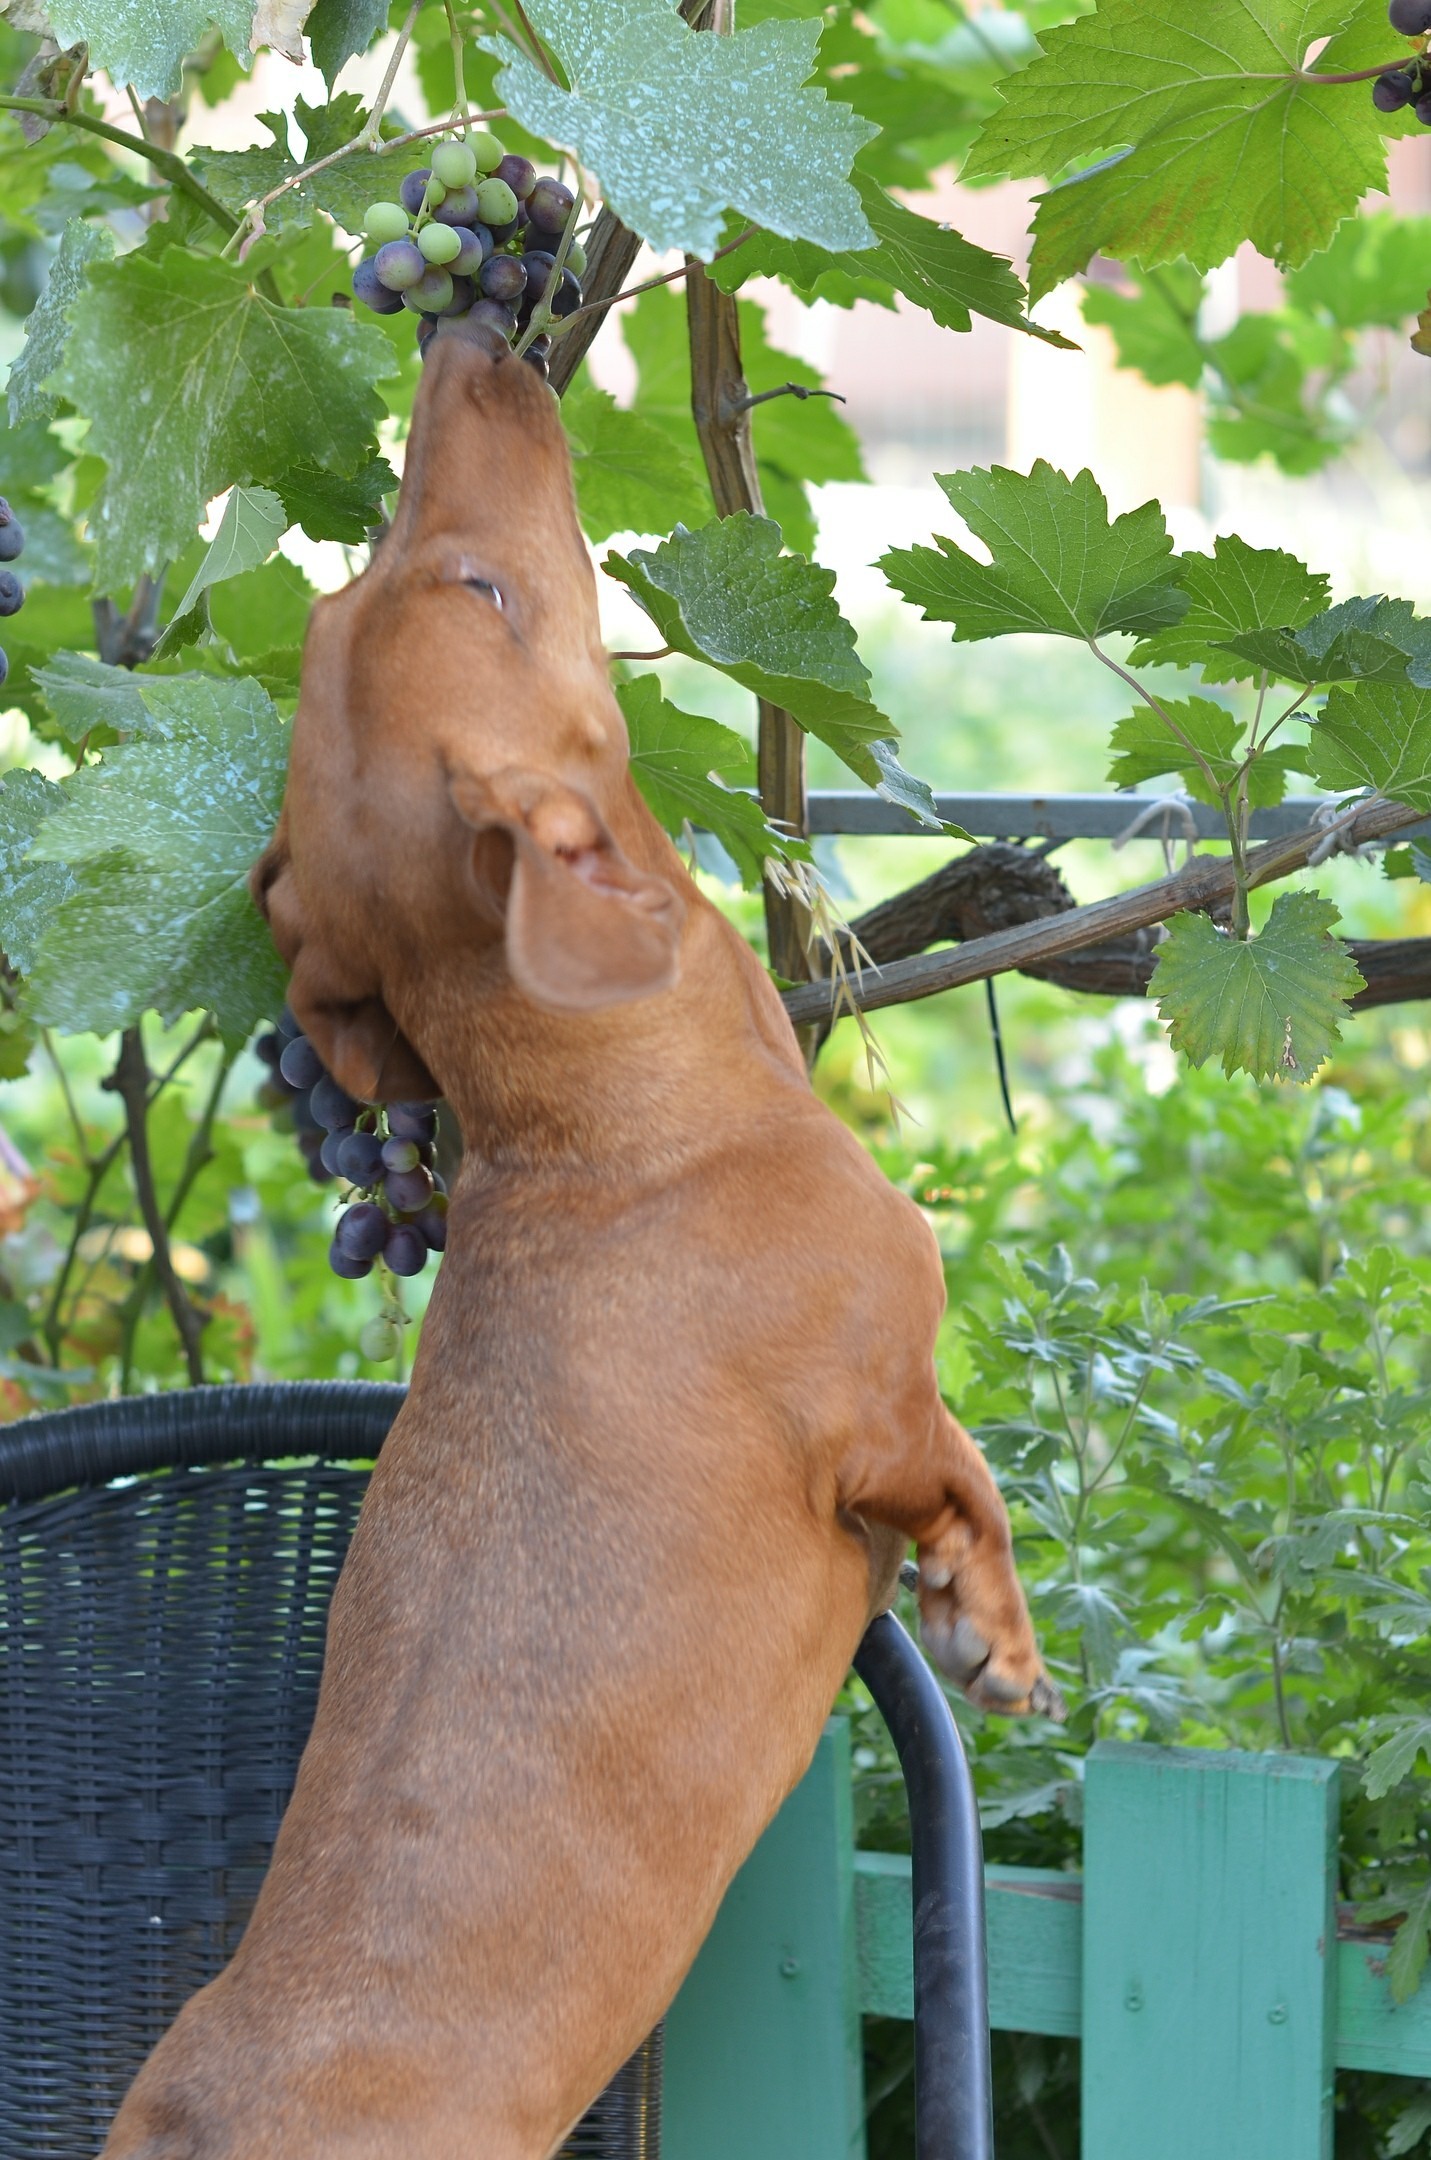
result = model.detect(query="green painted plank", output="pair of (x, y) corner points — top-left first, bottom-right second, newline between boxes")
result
(856, 1854), (1081, 2035)
(663, 1720), (865, 2160)
(1083, 1742), (1340, 2160)
(1337, 1934), (1431, 2077)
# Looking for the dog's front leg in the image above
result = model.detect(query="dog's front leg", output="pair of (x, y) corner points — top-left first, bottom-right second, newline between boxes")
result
(844, 1404), (1064, 1720)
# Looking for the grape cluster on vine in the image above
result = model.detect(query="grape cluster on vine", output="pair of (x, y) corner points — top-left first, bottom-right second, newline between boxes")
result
(0, 499), (27, 686)
(350, 131), (584, 375)
(256, 1010), (447, 1360)
(1374, 0), (1431, 119)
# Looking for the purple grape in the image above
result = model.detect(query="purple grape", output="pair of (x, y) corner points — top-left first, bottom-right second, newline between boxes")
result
(438, 274), (475, 317)
(328, 1238), (373, 1280)
(310, 1073), (360, 1131)
(279, 1034), (325, 1090)
(1390, 0), (1431, 33)
(277, 1007), (301, 1042)
(375, 238), (426, 291)
(494, 154), (535, 201)
(337, 1128), (386, 1185)
(526, 177), (574, 233)
(335, 1200), (389, 1263)
(551, 267), (582, 318)
(469, 298), (518, 339)
(353, 255), (406, 314)
(292, 1089), (322, 1136)
(0, 571), (24, 619)
(525, 332), (552, 361)
(301, 1136), (334, 1186)
(451, 225), (494, 276)
(387, 1103), (439, 1143)
(522, 249), (556, 294)
(400, 167), (434, 215)
(415, 1195), (448, 1251)
(480, 254), (527, 302)
(417, 318), (439, 361)
(0, 504), (24, 562)
(434, 185), (481, 227)
(386, 1163), (434, 1213)
(485, 218), (519, 246)
(381, 1136), (420, 1173)
(319, 1127), (353, 1176)
(403, 266), (454, 315)
(255, 1030), (282, 1070)
(522, 350), (549, 379)
(384, 1221), (428, 1276)
(1415, 89), (1431, 123)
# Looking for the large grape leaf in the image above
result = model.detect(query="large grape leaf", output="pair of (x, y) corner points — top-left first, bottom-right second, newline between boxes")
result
(1286, 210), (1431, 331)
(486, 0), (877, 259)
(26, 675), (289, 1041)
(618, 676), (799, 889)
(162, 485), (288, 645)
(0, 771), (76, 975)
(604, 514), (939, 820)
(1152, 892), (1364, 1084)
(1307, 682), (1431, 811)
(1222, 596), (1431, 689)
(306, 0), (388, 84)
(29, 653), (157, 747)
(963, 0), (1398, 300)
(1129, 536), (1331, 682)
(0, 415), (88, 589)
(7, 218), (113, 425)
(561, 387), (709, 544)
(1107, 696), (1305, 807)
(57, 246), (396, 587)
(46, 0), (256, 99)
(713, 170), (1069, 344)
(880, 462), (1186, 644)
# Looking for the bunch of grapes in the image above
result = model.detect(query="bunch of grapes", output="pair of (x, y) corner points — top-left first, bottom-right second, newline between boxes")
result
(1375, 1), (1431, 119)
(0, 499), (27, 689)
(349, 131), (585, 375)
(255, 1009), (447, 1361)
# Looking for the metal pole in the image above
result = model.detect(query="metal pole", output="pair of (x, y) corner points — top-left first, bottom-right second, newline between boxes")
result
(854, 1610), (995, 2160)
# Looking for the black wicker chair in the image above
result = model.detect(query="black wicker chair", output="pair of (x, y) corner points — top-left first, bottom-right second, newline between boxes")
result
(0, 1381), (990, 2160)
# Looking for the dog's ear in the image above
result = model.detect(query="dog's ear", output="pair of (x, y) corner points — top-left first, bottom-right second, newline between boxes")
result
(450, 766), (684, 1011)
(249, 821), (441, 1103)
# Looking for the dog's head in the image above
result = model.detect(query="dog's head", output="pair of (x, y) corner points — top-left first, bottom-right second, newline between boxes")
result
(251, 328), (685, 1103)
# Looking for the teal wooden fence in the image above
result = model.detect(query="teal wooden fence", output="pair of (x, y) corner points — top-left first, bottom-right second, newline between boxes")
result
(664, 1725), (1426, 2158)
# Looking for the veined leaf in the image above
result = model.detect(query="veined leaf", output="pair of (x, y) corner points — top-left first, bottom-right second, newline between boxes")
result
(562, 387), (709, 544)
(47, 0), (254, 99)
(193, 101), (433, 237)
(1366, 1717), (1431, 1800)
(0, 770), (76, 975)
(1308, 681), (1431, 812)
(6, 218), (113, 425)
(1080, 260), (1205, 389)
(1152, 892), (1364, 1085)
(619, 675), (800, 889)
(880, 462), (1185, 644)
(306, 0), (389, 85)
(57, 246), (397, 587)
(1223, 595), (1431, 689)
(1287, 209), (1431, 331)
(487, 0), (876, 259)
(29, 653), (157, 748)
(1130, 536), (1332, 682)
(1107, 696), (1304, 807)
(163, 485), (288, 634)
(964, 0), (1399, 300)
(273, 456), (395, 544)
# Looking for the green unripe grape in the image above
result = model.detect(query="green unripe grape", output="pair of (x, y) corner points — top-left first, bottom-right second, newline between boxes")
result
(422, 174), (447, 209)
(363, 199), (410, 244)
(432, 138), (478, 187)
(360, 1315), (403, 1362)
(418, 221), (462, 264)
(475, 176), (518, 226)
(403, 267), (454, 314)
(468, 129), (504, 173)
(566, 238), (587, 277)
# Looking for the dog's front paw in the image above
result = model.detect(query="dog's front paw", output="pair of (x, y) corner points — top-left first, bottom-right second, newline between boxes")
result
(917, 1526), (1064, 1721)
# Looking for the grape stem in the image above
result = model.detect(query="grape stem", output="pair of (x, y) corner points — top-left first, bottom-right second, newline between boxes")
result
(1298, 56), (1423, 83)
(444, 0), (471, 132)
(514, 185), (586, 357)
(610, 645), (675, 661)
(546, 229), (757, 340)
(729, 383), (847, 413)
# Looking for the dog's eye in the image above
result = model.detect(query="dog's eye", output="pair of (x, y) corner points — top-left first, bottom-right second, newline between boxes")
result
(464, 576), (502, 608)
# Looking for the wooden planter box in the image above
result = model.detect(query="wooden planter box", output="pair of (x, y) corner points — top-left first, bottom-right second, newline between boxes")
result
(664, 1730), (1422, 2159)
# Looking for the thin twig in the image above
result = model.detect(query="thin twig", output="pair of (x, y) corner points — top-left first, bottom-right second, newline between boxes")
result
(110, 1026), (208, 1386)
(1299, 56), (1420, 84)
(780, 794), (1425, 1028)
(515, 183), (585, 356)
(124, 85), (152, 142)
(610, 644), (674, 661)
(547, 229), (757, 339)
(116, 1044), (234, 1390)
(444, 0), (471, 129)
(730, 382), (847, 413)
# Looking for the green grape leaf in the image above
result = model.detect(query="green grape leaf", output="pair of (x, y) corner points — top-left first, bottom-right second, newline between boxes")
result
(29, 652), (157, 747)
(486, 0), (878, 258)
(1080, 261), (1205, 389)
(1152, 891), (1364, 1085)
(604, 513), (937, 815)
(0, 769), (76, 974)
(209, 554), (315, 661)
(880, 461), (1185, 644)
(1107, 696), (1304, 807)
(161, 484), (288, 637)
(272, 455), (394, 543)
(306, 0), (389, 85)
(964, 0), (1397, 300)
(1202, 307), (1355, 476)
(712, 170), (1067, 343)
(1223, 595), (1431, 688)
(7, 217), (114, 425)
(46, 0), (254, 100)
(27, 674), (289, 1041)
(192, 103), (430, 236)
(1307, 681), (1431, 812)
(619, 675), (798, 889)
(1130, 536), (1332, 681)
(57, 245), (397, 587)
(0, 416), (88, 588)
(1287, 209), (1431, 331)
(562, 386), (710, 544)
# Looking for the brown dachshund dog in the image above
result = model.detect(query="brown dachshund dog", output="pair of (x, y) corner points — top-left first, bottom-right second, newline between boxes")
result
(102, 321), (1059, 2160)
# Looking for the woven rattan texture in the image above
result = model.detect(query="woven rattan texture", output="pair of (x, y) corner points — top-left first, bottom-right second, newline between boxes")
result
(0, 1383), (660, 2159)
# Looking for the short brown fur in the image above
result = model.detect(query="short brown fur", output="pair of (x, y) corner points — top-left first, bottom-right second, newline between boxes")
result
(102, 325), (1057, 2160)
